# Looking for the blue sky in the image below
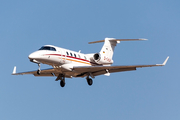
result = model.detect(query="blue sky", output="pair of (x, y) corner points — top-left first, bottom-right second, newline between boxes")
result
(0, 0), (179, 120)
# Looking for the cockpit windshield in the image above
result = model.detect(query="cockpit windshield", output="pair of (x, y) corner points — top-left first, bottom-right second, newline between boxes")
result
(39, 46), (56, 51)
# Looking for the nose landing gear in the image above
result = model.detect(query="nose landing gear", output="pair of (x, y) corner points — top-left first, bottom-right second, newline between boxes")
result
(37, 63), (41, 75)
(30, 59), (41, 75)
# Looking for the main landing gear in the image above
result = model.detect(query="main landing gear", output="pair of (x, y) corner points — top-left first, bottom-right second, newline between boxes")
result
(86, 76), (93, 86)
(56, 74), (93, 87)
(60, 80), (65, 87)
(56, 74), (66, 87)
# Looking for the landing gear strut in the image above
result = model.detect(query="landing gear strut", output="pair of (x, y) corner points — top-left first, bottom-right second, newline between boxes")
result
(37, 63), (41, 75)
(86, 77), (93, 86)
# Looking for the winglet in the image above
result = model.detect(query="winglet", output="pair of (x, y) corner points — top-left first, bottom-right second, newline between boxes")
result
(162, 56), (169, 65)
(12, 66), (16, 75)
(156, 56), (169, 66)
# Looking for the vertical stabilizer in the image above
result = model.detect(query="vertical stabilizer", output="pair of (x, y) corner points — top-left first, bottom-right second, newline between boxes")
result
(100, 38), (119, 60)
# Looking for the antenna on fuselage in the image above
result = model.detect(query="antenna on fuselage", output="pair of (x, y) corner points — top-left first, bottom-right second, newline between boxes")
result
(78, 50), (81, 53)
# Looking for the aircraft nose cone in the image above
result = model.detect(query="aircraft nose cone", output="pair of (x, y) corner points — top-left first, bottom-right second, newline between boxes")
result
(28, 52), (38, 59)
(28, 52), (41, 64)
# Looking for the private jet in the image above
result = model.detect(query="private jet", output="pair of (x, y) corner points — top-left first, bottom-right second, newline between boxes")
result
(12, 38), (169, 87)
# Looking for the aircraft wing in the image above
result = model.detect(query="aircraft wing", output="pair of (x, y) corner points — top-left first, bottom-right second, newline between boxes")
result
(73, 56), (169, 77)
(12, 67), (59, 76)
(12, 56), (169, 78)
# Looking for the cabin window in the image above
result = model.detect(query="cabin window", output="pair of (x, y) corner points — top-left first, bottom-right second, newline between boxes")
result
(78, 54), (81, 58)
(39, 46), (56, 51)
(66, 52), (69, 56)
(74, 54), (76, 58)
(84, 56), (87, 60)
(70, 53), (73, 56)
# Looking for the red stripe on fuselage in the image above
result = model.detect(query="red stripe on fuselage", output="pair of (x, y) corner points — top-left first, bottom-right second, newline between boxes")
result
(45, 54), (90, 63)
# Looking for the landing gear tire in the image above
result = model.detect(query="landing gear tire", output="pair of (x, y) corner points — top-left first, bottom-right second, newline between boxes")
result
(60, 81), (65, 87)
(87, 78), (93, 86)
(37, 70), (41, 75)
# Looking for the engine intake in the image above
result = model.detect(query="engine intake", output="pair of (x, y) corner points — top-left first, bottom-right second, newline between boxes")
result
(92, 53), (113, 65)
(94, 53), (100, 61)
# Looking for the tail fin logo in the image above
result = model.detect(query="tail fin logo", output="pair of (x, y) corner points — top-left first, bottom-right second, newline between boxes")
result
(104, 56), (112, 63)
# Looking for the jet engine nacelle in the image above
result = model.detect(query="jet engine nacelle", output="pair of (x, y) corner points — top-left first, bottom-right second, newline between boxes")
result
(93, 53), (113, 65)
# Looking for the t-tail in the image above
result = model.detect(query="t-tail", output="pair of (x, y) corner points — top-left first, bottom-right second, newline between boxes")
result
(89, 37), (147, 65)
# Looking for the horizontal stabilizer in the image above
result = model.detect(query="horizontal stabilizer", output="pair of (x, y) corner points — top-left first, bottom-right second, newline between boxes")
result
(89, 38), (147, 44)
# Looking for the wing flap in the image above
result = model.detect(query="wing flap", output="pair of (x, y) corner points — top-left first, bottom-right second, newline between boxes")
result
(91, 67), (137, 76)
(34, 73), (54, 76)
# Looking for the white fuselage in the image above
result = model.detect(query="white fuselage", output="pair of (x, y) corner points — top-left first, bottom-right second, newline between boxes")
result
(28, 45), (95, 68)
(28, 44), (114, 78)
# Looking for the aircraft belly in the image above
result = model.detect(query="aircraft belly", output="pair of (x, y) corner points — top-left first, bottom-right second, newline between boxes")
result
(36, 56), (61, 66)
